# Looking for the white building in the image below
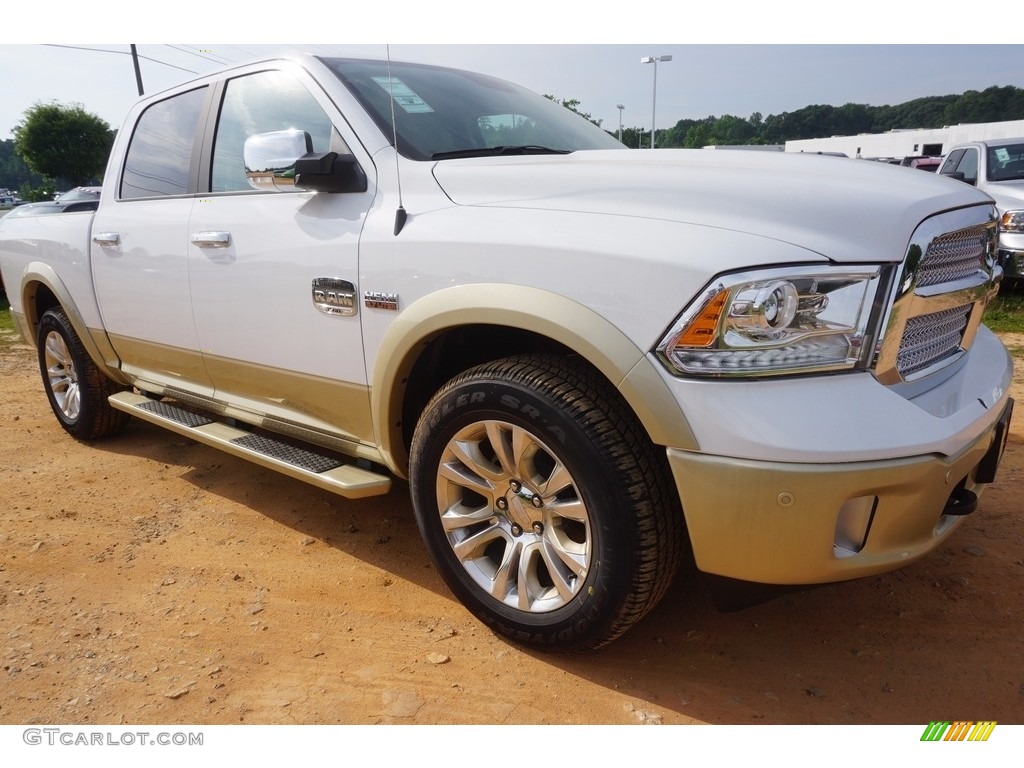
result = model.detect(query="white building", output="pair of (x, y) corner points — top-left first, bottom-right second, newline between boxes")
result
(703, 144), (784, 152)
(785, 120), (1024, 160)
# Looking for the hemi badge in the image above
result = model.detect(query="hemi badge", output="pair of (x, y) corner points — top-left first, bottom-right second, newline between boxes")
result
(364, 291), (399, 311)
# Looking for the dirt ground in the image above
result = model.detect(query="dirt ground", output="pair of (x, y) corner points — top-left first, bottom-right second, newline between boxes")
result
(1, 330), (1022, 727)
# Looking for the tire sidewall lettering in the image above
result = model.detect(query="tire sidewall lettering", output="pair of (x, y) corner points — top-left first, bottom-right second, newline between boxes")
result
(435, 387), (571, 446)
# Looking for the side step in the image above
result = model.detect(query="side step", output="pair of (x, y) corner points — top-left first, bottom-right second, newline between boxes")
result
(108, 392), (391, 499)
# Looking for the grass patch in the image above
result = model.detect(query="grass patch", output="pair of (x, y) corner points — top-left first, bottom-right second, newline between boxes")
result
(984, 290), (1024, 334)
(0, 292), (14, 332)
(0, 293), (19, 350)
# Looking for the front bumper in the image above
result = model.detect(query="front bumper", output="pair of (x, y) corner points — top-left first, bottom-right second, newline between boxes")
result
(668, 397), (1013, 585)
(998, 246), (1024, 280)
(999, 228), (1024, 278)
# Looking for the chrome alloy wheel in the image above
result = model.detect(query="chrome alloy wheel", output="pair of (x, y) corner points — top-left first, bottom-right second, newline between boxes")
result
(43, 330), (81, 421)
(435, 419), (591, 613)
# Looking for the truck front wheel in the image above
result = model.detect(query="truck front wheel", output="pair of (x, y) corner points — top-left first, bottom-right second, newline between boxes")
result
(409, 354), (684, 652)
(37, 308), (128, 440)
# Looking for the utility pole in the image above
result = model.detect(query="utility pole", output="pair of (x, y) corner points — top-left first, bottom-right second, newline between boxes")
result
(130, 44), (144, 96)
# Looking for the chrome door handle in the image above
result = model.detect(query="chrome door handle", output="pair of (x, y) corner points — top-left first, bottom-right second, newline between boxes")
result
(92, 232), (120, 246)
(190, 231), (232, 248)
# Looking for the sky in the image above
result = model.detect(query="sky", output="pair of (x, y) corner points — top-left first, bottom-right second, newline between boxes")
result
(2, 4), (1023, 143)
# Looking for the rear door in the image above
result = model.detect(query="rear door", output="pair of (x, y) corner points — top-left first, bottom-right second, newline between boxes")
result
(92, 85), (215, 395)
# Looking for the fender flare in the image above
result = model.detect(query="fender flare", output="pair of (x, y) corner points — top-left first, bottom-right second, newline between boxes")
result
(370, 283), (698, 475)
(18, 262), (129, 385)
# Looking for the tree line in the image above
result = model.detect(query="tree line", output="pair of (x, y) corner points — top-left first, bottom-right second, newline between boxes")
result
(635, 85), (1024, 149)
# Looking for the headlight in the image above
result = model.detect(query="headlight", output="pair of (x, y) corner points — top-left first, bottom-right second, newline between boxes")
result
(657, 265), (885, 377)
(999, 210), (1024, 233)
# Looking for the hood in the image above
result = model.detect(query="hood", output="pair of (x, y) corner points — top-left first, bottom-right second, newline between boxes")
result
(986, 179), (1024, 211)
(431, 149), (992, 263)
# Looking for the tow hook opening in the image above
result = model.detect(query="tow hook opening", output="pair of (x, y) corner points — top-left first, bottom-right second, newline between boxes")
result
(943, 483), (978, 517)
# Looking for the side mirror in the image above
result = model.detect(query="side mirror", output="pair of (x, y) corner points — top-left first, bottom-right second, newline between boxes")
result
(243, 129), (367, 194)
(295, 152), (368, 194)
(244, 129), (311, 191)
(944, 171), (978, 186)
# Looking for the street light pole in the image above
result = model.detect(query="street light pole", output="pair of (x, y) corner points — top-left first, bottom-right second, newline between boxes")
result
(640, 55), (672, 149)
(616, 104), (624, 143)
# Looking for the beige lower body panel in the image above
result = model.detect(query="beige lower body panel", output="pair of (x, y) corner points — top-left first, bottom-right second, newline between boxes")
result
(668, 424), (1000, 585)
(106, 334), (375, 451)
(109, 334), (214, 396)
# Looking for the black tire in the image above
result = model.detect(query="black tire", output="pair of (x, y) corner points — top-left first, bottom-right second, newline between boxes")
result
(37, 308), (128, 440)
(409, 354), (684, 652)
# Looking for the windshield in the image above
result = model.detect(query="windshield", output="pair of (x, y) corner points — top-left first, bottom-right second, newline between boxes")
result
(987, 142), (1024, 182)
(321, 58), (623, 161)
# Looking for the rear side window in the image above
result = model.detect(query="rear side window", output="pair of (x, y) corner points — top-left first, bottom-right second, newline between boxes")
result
(120, 87), (207, 199)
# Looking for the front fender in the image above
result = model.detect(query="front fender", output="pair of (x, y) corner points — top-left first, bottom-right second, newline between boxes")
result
(370, 283), (698, 475)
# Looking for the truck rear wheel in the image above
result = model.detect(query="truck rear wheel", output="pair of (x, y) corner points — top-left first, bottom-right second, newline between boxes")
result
(37, 308), (128, 440)
(409, 354), (683, 652)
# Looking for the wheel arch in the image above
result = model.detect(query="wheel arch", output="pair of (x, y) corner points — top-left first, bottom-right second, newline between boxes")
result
(18, 263), (129, 385)
(370, 283), (698, 476)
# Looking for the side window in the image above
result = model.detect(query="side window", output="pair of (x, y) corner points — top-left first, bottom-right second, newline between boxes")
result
(120, 87), (207, 199)
(955, 148), (979, 185)
(939, 149), (963, 176)
(211, 70), (337, 192)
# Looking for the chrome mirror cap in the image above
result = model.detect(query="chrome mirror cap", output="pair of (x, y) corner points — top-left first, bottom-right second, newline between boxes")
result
(243, 129), (312, 191)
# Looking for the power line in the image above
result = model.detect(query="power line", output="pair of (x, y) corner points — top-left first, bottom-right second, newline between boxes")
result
(42, 44), (199, 75)
(165, 45), (235, 66)
(217, 45), (261, 59)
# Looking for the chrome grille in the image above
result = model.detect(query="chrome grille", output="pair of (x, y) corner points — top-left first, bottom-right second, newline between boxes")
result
(916, 229), (987, 287)
(875, 206), (998, 386)
(896, 304), (971, 377)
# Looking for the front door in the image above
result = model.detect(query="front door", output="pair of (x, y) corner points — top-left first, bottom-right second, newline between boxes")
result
(187, 66), (376, 442)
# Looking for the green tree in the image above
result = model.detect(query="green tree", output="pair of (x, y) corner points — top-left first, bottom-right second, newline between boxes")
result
(683, 122), (710, 148)
(543, 95), (603, 127)
(13, 102), (113, 187)
(710, 114), (754, 144)
(617, 126), (646, 148)
(0, 139), (46, 200)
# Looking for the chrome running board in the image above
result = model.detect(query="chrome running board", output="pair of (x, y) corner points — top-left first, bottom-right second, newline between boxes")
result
(108, 391), (391, 499)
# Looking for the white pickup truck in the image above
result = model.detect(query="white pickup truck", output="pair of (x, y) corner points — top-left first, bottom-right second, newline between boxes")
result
(938, 137), (1024, 284)
(0, 53), (1015, 651)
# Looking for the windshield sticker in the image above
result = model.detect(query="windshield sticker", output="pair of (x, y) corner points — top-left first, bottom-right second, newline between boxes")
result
(372, 77), (434, 114)
(994, 147), (1010, 163)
